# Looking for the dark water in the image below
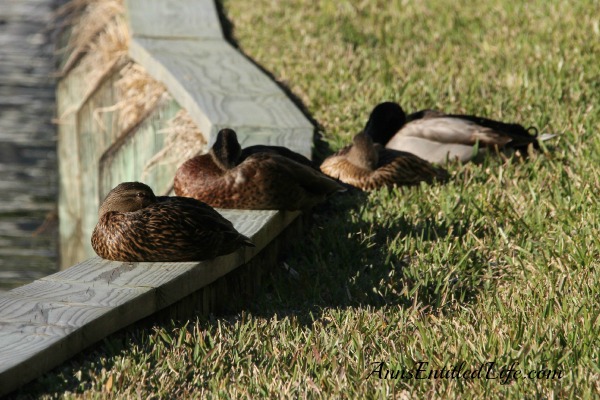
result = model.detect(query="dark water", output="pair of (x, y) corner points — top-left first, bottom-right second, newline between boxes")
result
(0, 0), (60, 292)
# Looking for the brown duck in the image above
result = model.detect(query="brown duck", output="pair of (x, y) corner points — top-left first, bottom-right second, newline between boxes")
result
(91, 182), (254, 262)
(320, 132), (449, 191)
(174, 128), (345, 210)
(365, 102), (556, 164)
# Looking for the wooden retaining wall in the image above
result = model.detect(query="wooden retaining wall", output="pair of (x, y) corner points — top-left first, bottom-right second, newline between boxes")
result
(0, 0), (313, 395)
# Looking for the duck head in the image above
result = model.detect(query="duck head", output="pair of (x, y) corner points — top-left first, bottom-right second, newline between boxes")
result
(347, 132), (379, 171)
(211, 128), (242, 170)
(363, 102), (407, 144)
(98, 182), (157, 218)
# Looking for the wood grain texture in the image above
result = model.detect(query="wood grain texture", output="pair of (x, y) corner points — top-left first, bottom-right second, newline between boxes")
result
(128, 37), (314, 158)
(76, 73), (122, 261)
(126, 0), (223, 40)
(99, 99), (182, 199)
(0, 328), (68, 390)
(57, 77), (85, 269)
(8, 279), (151, 308)
(0, 289), (156, 394)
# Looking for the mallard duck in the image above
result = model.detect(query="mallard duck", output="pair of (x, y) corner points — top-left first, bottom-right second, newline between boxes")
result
(91, 182), (254, 262)
(364, 102), (556, 164)
(174, 128), (345, 210)
(319, 132), (449, 191)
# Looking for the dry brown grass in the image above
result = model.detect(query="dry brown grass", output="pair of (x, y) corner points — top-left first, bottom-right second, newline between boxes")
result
(58, 0), (207, 160)
(57, 0), (127, 75)
(114, 62), (170, 133)
(142, 110), (207, 179)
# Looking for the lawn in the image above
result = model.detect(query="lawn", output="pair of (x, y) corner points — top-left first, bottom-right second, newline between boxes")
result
(18, 0), (600, 398)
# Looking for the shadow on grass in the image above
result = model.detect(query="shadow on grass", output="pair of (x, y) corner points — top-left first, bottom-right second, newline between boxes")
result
(213, 187), (496, 326)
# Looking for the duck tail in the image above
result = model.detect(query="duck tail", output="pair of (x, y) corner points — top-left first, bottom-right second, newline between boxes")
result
(537, 133), (558, 142)
(522, 126), (558, 149)
(434, 166), (451, 182)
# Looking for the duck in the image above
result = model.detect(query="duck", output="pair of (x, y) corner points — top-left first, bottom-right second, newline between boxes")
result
(174, 128), (345, 210)
(91, 182), (254, 262)
(364, 102), (556, 165)
(319, 132), (449, 191)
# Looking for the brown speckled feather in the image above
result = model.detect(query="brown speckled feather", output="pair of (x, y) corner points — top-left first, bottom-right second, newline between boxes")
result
(92, 189), (253, 262)
(320, 138), (448, 191)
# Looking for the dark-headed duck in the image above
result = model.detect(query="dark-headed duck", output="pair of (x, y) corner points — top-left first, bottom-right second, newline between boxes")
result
(364, 102), (556, 164)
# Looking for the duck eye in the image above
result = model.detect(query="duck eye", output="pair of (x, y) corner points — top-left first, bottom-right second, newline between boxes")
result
(136, 192), (145, 198)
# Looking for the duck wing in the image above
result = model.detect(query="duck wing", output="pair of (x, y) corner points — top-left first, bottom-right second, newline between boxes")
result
(155, 197), (254, 248)
(445, 113), (545, 149)
(408, 111), (547, 148)
(374, 148), (449, 187)
(239, 145), (317, 169)
(394, 117), (515, 146)
(269, 154), (345, 195)
(386, 118), (498, 163)
(231, 153), (344, 210)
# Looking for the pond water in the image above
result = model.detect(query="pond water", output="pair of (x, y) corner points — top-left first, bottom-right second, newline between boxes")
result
(0, 0), (60, 292)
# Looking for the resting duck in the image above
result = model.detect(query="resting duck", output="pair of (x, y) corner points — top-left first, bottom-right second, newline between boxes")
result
(91, 182), (254, 262)
(319, 132), (449, 191)
(364, 102), (556, 164)
(174, 128), (345, 210)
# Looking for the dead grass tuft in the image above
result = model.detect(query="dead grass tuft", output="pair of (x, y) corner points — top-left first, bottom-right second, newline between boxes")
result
(114, 63), (170, 133)
(57, 0), (127, 75)
(58, 0), (207, 160)
(142, 110), (207, 179)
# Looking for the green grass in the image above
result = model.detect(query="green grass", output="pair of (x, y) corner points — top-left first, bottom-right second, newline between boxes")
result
(17, 0), (600, 398)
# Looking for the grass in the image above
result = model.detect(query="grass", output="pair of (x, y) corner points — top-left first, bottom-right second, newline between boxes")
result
(15, 0), (600, 398)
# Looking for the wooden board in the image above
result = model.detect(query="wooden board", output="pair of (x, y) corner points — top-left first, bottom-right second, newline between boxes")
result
(126, 0), (223, 40)
(99, 99), (182, 198)
(56, 62), (89, 268)
(76, 72), (122, 260)
(129, 38), (314, 158)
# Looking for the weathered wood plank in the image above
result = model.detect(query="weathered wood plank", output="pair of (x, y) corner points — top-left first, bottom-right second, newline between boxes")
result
(0, 292), (157, 393)
(128, 37), (314, 157)
(0, 296), (113, 328)
(125, 0), (223, 40)
(7, 279), (151, 308)
(99, 99), (182, 198)
(76, 72), (123, 260)
(0, 329), (68, 387)
(56, 66), (87, 268)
